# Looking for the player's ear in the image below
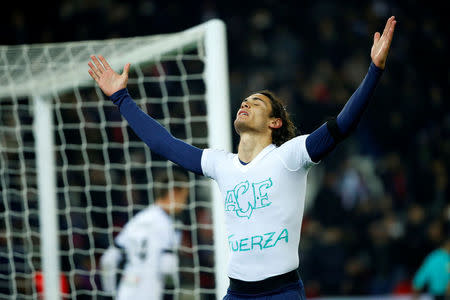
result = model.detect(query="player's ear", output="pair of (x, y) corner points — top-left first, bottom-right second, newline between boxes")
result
(269, 118), (282, 129)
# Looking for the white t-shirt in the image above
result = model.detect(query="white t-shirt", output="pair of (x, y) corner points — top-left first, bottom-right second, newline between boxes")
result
(114, 205), (180, 300)
(201, 135), (317, 281)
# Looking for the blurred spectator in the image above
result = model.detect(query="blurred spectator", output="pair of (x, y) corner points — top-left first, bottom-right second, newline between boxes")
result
(412, 230), (450, 300)
(311, 171), (347, 227)
(401, 203), (430, 276)
(366, 220), (396, 294)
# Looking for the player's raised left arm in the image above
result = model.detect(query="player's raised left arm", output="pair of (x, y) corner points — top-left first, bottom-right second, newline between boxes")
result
(306, 16), (396, 162)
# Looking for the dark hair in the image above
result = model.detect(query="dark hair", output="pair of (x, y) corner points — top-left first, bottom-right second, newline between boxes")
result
(258, 90), (297, 146)
(153, 169), (189, 199)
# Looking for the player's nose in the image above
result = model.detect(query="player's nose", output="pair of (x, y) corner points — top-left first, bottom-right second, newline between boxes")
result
(241, 102), (249, 109)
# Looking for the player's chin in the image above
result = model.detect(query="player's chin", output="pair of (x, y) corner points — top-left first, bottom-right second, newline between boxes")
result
(234, 119), (250, 134)
(175, 204), (187, 212)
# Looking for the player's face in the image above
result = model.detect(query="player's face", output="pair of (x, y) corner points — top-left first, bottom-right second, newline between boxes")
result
(170, 188), (189, 214)
(234, 93), (273, 135)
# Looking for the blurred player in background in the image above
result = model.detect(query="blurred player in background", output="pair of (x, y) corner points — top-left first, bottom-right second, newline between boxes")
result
(90, 16), (396, 300)
(100, 170), (189, 300)
(412, 230), (450, 300)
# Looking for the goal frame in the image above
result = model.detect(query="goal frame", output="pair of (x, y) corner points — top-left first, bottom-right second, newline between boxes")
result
(6, 19), (231, 300)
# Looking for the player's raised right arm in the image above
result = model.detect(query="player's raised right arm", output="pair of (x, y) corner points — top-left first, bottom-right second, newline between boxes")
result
(88, 55), (203, 175)
(88, 55), (130, 97)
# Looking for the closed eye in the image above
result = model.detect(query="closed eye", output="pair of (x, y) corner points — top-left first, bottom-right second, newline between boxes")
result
(241, 97), (266, 108)
(242, 99), (260, 106)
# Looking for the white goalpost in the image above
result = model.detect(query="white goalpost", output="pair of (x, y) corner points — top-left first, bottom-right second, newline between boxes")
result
(0, 19), (231, 299)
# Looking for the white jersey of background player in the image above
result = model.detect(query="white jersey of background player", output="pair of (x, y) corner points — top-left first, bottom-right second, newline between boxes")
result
(100, 171), (189, 300)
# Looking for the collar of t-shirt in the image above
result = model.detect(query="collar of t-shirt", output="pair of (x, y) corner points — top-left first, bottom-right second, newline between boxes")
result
(239, 159), (248, 165)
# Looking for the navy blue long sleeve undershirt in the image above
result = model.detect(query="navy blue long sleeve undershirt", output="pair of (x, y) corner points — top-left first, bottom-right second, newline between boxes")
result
(110, 89), (204, 175)
(110, 62), (382, 172)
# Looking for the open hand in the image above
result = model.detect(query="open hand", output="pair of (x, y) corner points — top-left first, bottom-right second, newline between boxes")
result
(371, 16), (396, 69)
(88, 55), (130, 97)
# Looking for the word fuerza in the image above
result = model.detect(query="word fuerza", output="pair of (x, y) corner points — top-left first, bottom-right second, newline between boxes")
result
(228, 228), (288, 252)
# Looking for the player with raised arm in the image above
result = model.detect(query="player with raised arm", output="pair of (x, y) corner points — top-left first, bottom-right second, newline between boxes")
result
(89, 16), (396, 299)
(99, 171), (189, 300)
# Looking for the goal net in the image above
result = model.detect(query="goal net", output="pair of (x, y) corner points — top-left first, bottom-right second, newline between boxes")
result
(0, 19), (231, 300)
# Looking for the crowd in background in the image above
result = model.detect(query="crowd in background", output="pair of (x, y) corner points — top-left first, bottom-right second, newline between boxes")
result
(1, 0), (448, 298)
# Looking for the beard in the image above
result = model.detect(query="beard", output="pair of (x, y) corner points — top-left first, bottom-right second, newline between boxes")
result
(234, 118), (251, 135)
(234, 117), (272, 136)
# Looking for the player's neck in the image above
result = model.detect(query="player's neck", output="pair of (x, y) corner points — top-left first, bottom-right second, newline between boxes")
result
(156, 201), (172, 216)
(237, 133), (272, 163)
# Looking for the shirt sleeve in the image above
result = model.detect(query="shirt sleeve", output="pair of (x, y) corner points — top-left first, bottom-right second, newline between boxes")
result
(412, 253), (433, 290)
(201, 148), (230, 180)
(276, 135), (318, 171)
(99, 246), (122, 292)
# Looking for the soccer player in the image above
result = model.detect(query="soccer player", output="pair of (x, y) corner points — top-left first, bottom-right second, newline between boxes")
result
(99, 170), (189, 300)
(89, 16), (396, 299)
